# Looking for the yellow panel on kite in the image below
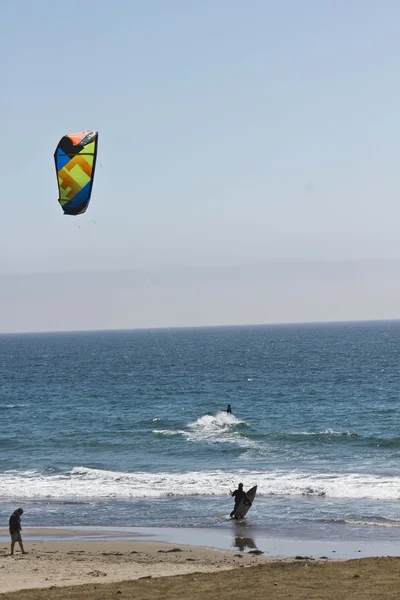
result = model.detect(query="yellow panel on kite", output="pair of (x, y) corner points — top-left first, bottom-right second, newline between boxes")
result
(54, 131), (98, 216)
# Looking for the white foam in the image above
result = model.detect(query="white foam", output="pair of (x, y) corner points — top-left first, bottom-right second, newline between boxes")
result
(0, 467), (399, 501)
(345, 520), (400, 529)
(150, 411), (255, 449)
(288, 429), (357, 437)
(183, 428), (256, 449)
(185, 411), (252, 447)
(183, 411), (254, 447)
(152, 429), (186, 436)
(189, 412), (245, 430)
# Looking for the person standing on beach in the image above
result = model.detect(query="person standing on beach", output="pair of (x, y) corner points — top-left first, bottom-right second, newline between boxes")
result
(9, 508), (27, 555)
(230, 483), (251, 518)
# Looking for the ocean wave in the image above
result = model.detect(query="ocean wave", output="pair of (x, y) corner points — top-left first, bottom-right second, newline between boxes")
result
(366, 436), (400, 448)
(345, 519), (400, 529)
(184, 412), (255, 449)
(274, 429), (361, 440)
(317, 516), (400, 528)
(269, 430), (400, 448)
(188, 412), (248, 431)
(150, 411), (255, 449)
(152, 429), (186, 436)
(0, 467), (399, 501)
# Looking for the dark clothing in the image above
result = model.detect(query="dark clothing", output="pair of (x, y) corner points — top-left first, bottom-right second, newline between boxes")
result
(231, 489), (248, 504)
(230, 488), (251, 517)
(9, 512), (21, 534)
(226, 405), (232, 414)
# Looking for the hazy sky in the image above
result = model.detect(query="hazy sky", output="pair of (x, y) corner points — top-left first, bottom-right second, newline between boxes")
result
(2, 1), (400, 330)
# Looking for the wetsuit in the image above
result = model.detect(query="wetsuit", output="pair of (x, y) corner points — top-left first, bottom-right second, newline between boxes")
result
(230, 488), (251, 517)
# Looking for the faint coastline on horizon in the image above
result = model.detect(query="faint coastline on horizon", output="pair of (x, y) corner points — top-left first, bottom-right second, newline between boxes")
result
(1, 317), (400, 337)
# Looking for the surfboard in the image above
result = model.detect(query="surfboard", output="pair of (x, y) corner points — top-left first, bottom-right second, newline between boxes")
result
(231, 485), (257, 520)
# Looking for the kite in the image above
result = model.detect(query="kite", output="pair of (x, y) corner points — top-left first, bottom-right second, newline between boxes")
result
(54, 130), (98, 215)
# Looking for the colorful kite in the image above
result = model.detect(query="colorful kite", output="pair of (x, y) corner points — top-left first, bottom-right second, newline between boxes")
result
(54, 130), (98, 215)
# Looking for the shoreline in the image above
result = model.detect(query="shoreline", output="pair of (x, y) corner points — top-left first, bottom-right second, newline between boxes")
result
(1, 525), (400, 560)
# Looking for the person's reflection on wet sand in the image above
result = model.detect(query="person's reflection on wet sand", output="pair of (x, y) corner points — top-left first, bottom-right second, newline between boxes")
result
(234, 536), (257, 552)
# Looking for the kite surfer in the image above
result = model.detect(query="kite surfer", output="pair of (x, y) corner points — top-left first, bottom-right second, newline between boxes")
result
(230, 483), (252, 518)
(226, 404), (232, 414)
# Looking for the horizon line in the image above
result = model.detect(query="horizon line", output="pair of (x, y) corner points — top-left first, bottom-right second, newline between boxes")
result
(1, 317), (399, 337)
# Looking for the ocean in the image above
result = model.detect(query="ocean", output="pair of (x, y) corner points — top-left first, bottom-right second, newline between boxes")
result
(1, 322), (400, 550)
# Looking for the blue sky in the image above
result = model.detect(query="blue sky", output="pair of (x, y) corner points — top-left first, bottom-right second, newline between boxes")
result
(2, 0), (400, 275)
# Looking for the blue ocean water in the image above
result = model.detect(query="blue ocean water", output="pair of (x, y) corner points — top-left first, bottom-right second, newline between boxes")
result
(1, 322), (400, 545)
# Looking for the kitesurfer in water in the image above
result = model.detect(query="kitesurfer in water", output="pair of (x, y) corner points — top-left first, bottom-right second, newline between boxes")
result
(230, 483), (252, 518)
(226, 404), (232, 414)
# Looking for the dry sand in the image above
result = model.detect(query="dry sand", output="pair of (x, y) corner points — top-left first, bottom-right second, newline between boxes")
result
(1, 538), (399, 599)
(0, 538), (268, 595)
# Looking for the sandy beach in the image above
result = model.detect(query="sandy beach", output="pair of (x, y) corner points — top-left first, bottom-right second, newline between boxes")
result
(1, 531), (400, 599)
(0, 536), (268, 595)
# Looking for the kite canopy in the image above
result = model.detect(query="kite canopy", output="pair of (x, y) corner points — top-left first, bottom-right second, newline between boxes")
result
(54, 130), (98, 216)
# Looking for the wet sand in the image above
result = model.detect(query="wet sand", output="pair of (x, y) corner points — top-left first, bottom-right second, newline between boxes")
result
(1, 525), (399, 560)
